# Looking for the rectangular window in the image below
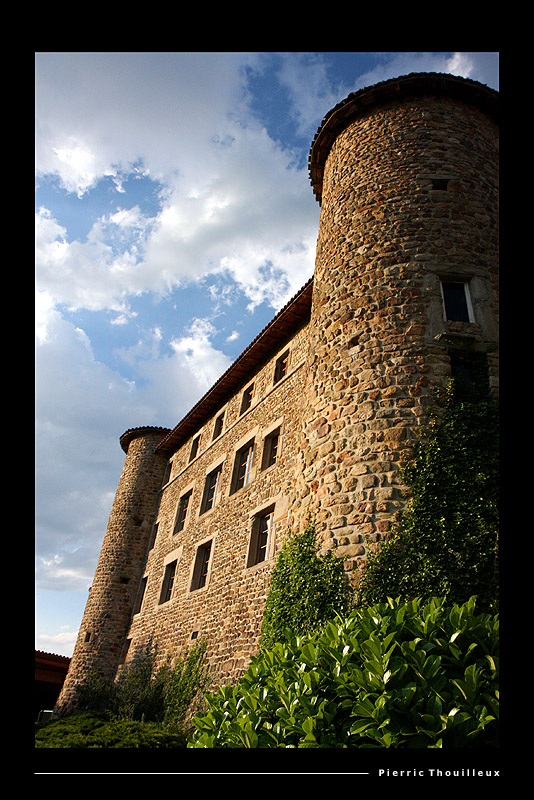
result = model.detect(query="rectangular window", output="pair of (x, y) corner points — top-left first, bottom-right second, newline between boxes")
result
(274, 350), (289, 384)
(212, 412), (224, 440)
(190, 541), (212, 591)
(431, 177), (450, 191)
(440, 280), (474, 323)
(247, 509), (274, 567)
(240, 384), (254, 415)
(231, 440), (254, 493)
(133, 576), (148, 614)
(162, 459), (173, 486)
(159, 561), (177, 604)
(262, 427), (280, 470)
(189, 434), (201, 462)
(147, 522), (158, 553)
(200, 465), (223, 514)
(174, 489), (192, 534)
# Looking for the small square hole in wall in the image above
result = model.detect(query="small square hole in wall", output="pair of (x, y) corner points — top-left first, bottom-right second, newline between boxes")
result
(431, 178), (449, 191)
(190, 630), (199, 640)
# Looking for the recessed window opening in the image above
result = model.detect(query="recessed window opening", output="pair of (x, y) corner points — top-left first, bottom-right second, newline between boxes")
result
(133, 576), (148, 614)
(440, 280), (474, 323)
(189, 434), (201, 462)
(174, 489), (192, 534)
(162, 459), (173, 486)
(240, 384), (254, 415)
(212, 412), (224, 440)
(247, 508), (274, 567)
(449, 350), (489, 395)
(231, 440), (254, 493)
(120, 639), (131, 664)
(200, 465), (222, 514)
(148, 522), (158, 552)
(159, 560), (177, 604)
(274, 350), (289, 384)
(262, 428), (280, 470)
(84, 631), (92, 643)
(190, 541), (212, 591)
(432, 178), (450, 190)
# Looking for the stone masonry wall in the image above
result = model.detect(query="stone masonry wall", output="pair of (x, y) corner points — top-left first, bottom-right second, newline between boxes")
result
(124, 324), (310, 685)
(290, 93), (498, 591)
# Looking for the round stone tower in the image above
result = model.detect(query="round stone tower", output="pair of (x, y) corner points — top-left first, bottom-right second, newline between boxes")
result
(55, 426), (170, 714)
(291, 73), (499, 587)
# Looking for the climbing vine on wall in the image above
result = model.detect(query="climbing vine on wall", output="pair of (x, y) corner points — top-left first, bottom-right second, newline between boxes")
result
(259, 518), (352, 651)
(358, 374), (499, 613)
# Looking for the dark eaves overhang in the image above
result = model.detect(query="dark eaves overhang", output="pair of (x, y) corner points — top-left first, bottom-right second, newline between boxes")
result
(155, 277), (314, 455)
(309, 71), (499, 205)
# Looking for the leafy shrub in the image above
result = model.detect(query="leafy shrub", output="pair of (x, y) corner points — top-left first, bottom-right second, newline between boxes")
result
(72, 639), (210, 734)
(74, 641), (169, 723)
(359, 379), (499, 613)
(259, 518), (352, 651)
(188, 596), (498, 748)
(35, 711), (187, 748)
(164, 639), (211, 730)
(114, 644), (169, 722)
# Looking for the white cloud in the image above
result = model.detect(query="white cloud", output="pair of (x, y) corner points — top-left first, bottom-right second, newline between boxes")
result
(116, 317), (234, 420)
(35, 52), (259, 196)
(35, 301), (235, 596)
(36, 52), (319, 317)
(36, 627), (79, 652)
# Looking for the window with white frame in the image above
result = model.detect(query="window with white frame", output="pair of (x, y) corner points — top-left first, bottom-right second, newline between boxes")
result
(162, 459), (173, 486)
(261, 427), (280, 470)
(240, 384), (254, 415)
(231, 439), (254, 494)
(247, 507), (274, 567)
(440, 280), (474, 323)
(200, 464), (223, 514)
(173, 489), (192, 534)
(212, 411), (224, 440)
(159, 560), (177, 604)
(190, 540), (212, 591)
(189, 434), (201, 462)
(133, 576), (148, 614)
(274, 350), (289, 384)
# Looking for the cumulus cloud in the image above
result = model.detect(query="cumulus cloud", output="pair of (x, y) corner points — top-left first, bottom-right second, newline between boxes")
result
(36, 626), (79, 654)
(36, 113), (318, 318)
(35, 295), (234, 595)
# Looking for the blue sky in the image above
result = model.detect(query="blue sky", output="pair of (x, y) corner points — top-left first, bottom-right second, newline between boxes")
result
(35, 51), (499, 657)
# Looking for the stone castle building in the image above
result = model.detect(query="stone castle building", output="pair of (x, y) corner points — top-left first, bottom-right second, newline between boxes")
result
(55, 72), (499, 713)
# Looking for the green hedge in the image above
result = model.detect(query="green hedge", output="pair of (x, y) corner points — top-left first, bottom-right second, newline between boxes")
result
(35, 712), (187, 748)
(188, 596), (498, 748)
